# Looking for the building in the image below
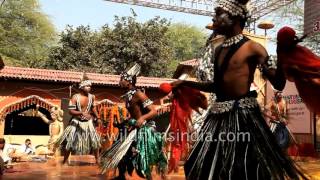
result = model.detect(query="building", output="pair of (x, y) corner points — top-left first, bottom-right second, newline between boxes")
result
(0, 66), (174, 144)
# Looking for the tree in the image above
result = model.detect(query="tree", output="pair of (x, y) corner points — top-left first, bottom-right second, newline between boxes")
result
(46, 14), (173, 77)
(165, 23), (207, 75)
(0, 0), (56, 67)
(166, 23), (207, 61)
(101, 15), (173, 77)
(46, 13), (208, 77)
(46, 25), (104, 73)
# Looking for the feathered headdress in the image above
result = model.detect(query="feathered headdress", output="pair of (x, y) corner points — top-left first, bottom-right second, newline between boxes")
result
(79, 72), (92, 89)
(217, 0), (250, 19)
(120, 63), (141, 84)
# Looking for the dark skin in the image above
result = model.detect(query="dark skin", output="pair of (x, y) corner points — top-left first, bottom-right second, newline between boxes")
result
(172, 7), (286, 97)
(119, 79), (157, 127)
(63, 85), (100, 165)
(119, 79), (166, 180)
(69, 85), (100, 121)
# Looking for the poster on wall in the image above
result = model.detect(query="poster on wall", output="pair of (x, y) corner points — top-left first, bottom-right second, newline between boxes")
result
(266, 81), (312, 134)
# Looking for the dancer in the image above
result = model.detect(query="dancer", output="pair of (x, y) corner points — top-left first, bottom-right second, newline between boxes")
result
(277, 26), (320, 113)
(56, 73), (101, 165)
(165, 26), (217, 172)
(171, 0), (308, 179)
(160, 82), (207, 174)
(100, 64), (167, 180)
(265, 91), (291, 151)
(37, 105), (64, 155)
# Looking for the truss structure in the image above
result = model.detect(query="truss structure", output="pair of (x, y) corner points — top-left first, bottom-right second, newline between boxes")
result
(104, 0), (296, 21)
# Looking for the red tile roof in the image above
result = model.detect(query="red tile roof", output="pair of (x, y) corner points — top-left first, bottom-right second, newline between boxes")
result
(0, 66), (175, 88)
(179, 59), (199, 67)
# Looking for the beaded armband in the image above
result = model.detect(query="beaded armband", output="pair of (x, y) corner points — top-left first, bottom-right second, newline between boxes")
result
(142, 99), (153, 108)
(258, 55), (277, 74)
(68, 105), (76, 110)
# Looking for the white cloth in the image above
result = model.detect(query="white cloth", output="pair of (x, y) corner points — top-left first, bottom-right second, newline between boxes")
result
(19, 144), (35, 155)
(0, 144), (14, 163)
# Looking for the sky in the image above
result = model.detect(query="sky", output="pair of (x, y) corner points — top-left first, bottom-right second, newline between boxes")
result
(39, 0), (212, 31)
(39, 0), (277, 54)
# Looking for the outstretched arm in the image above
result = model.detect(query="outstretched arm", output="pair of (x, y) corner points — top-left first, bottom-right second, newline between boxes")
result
(171, 80), (215, 93)
(135, 91), (157, 127)
(36, 105), (50, 124)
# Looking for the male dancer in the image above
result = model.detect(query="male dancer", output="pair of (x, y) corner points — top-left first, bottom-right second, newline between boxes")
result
(171, 0), (307, 179)
(101, 64), (167, 180)
(57, 73), (101, 165)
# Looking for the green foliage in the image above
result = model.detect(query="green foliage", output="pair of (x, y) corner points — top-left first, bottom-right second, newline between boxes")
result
(165, 23), (207, 75)
(46, 25), (103, 72)
(166, 23), (207, 61)
(0, 0), (56, 67)
(46, 15), (173, 77)
(0, 2), (208, 77)
(46, 13), (208, 77)
(0, 2), (208, 78)
(101, 15), (173, 77)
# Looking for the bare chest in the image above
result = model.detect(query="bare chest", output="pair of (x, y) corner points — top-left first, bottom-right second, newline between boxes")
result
(217, 48), (253, 78)
(127, 98), (142, 119)
(77, 95), (91, 112)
